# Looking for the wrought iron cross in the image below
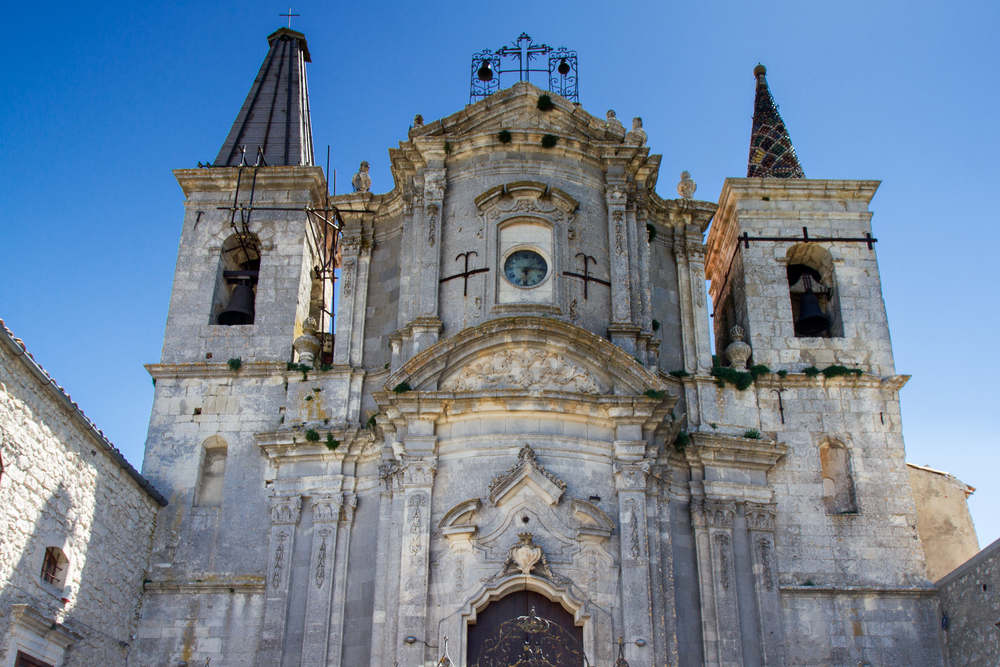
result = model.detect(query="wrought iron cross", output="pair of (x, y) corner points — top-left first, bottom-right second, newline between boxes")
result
(439, 251), (489, 296)
(563, 253), (609, 299)
(280, 8), (299, 27)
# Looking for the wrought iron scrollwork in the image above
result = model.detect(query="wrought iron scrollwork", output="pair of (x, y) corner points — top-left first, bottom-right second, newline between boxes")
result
(548, 48), (578, 101)
(469, 33), (580, 104)
(472, 607), (586, 667)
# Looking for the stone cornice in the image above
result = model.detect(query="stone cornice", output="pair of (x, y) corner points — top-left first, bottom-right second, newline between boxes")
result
(686, 432), (788, 471)
(174, 165), (327, 200)
(779, 585), (936, 597)
(144, 577), (266, 594)
(672, 373), (910, 392)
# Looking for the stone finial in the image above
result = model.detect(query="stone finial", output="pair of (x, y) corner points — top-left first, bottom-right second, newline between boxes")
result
(293, 316), (321, 366)
(625, 116), (647, 145)
(605, 109), (625, 136)
(413, 114), (424, 127)
(725, 325), (752, 370)
(352, 161), (371, 193)
(677, 171), (696, 199)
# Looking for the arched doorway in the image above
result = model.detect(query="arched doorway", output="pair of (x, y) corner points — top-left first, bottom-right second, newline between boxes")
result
(467, 590), (585, 666)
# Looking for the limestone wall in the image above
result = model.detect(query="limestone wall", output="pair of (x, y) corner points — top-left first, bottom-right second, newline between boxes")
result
(0, 327), (163, 666)
(908, 464), (978, 581)
(937, 537), (1000, 666)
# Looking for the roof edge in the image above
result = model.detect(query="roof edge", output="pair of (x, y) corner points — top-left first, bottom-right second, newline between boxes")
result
(0, 319), (167, 506)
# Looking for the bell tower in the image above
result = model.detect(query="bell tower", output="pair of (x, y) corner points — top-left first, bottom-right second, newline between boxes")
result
(706, 65), (895, 376)
(159, 28), (327, 365)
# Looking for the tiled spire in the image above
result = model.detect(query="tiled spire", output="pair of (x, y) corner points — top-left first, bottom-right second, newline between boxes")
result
(214, 28), (315, 167)
(746, 64), (804, 178)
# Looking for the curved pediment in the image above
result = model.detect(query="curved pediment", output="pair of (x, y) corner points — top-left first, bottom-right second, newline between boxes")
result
(384, 317), (667, 397)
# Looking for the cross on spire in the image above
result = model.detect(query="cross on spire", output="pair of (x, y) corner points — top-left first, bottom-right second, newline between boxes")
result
(279, 8), (299, 28)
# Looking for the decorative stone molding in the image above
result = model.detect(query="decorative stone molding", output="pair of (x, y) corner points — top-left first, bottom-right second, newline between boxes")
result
(440, 347), (608, 394)
(402, 457), (437, 487)
(614, 461), (651, 491)
(677, 171), (697, 199)
(489, 445), (566, 507)
(474, 181), (579, 225)
(571, 499), (614, 541)
(312, 494), (342, 524)
(439, 498), (481, 549)
(744, 502), (777, 532)
(270, 495), (302, 525)
(498, 533), (562, 582)
(705, 499), (736, 529)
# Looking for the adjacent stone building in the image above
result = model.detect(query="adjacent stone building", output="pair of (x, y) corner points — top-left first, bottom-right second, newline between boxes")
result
(0, 320), (166, 666)
(937, 536), (1000, 666)
(908, 463), (979, 582)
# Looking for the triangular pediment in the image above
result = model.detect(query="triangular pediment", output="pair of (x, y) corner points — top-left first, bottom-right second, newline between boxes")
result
(408, 82), (632, 146)
(488, 445), (567, 507)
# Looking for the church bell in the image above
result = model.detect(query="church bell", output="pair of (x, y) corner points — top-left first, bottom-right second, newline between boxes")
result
(218, 281), (255, 325)
(795, 289), (830, 336)
(477, 61), (494, 82)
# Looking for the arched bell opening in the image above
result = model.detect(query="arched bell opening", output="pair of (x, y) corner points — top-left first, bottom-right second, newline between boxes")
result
(467, 589), (585, 667)
(212, 233), (261, 325)
(785, 243), (842, 338)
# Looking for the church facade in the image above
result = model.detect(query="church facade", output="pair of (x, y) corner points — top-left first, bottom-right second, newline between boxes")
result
(132, 28), (946, 666)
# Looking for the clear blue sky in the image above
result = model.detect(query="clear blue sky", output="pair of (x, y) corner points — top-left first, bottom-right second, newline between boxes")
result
(3, 1), (998, 549)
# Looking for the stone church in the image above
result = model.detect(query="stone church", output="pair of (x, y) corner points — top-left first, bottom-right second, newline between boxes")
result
(123, 27), (952, 666)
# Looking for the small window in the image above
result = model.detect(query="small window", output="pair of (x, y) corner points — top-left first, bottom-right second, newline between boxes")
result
(820, 440), (857, 514)
(194, 436), (228, 507)
(15, 652), (54, 667)
(41, 547), (68, 587)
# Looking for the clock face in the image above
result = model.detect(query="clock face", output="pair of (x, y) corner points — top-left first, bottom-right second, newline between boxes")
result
(503, 249), (548, 288)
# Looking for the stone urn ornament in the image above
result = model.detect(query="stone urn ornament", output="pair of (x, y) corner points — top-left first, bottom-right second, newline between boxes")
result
(293, 316), (321, 366)
(625, 116), (647, 145)
(725, 325), (752, 370)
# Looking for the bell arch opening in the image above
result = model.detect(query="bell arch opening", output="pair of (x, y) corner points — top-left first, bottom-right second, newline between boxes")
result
(212, 233), (261, 325)
(785, 243), (842, 338)
(466, 590), (585, 667)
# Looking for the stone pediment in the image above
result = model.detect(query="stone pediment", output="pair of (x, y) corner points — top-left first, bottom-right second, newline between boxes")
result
(383, 317), (669, 397)
(408, 82), (618, 145)
(488, 445), (567, 507)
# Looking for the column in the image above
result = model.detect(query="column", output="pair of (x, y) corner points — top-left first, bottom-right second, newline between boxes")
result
(745, 502), (785, 666)
(615, 462), (655, 666)
(258, 495), (302, 665)
(300, 494), (342, 665)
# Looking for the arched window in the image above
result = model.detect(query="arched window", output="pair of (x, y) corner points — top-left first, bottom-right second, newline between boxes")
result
(40, 547), (68, 587)
(212, 233), (261, 325)
(820, 440), (857, 514)
(785, 244), (842, 338)
(194, 436), (227, 507)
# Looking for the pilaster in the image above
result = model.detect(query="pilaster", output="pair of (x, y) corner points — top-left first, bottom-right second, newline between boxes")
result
(396, 457), (438, 666)
(259, 495), (303, 665)
(745, 501), (785, 666)
(704, 498), (743, 666)
(606, 182), (633, 329)
(614, 461), (655, 666)
(326, 493), (357, 666)
(300, 494), (342, 665)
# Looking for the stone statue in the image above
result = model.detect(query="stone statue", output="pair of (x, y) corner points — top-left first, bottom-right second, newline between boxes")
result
(413, 114), (424, 127)
(352, 161), (371, 193)
(625, 116), (647, 145)
(677, 171), (697, 199)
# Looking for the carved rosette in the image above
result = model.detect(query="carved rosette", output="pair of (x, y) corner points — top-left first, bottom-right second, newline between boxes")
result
(270, 495), (303, 525)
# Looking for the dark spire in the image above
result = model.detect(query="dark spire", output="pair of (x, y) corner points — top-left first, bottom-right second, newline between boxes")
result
(214, 28), (315, 167)
(746, 64), (804, 178)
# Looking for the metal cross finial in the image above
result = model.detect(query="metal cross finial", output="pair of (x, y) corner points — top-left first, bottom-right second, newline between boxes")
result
(280, 8), (300, 27)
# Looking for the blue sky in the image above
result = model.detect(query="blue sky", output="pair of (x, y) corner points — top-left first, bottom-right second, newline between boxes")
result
(3, 1), (998, 549)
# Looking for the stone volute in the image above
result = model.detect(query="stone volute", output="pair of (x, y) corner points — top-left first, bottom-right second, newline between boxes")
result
(724, 324), (752, 369)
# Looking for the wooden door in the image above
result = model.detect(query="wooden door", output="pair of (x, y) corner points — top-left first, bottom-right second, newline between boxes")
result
(467, 590), (585, 667)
